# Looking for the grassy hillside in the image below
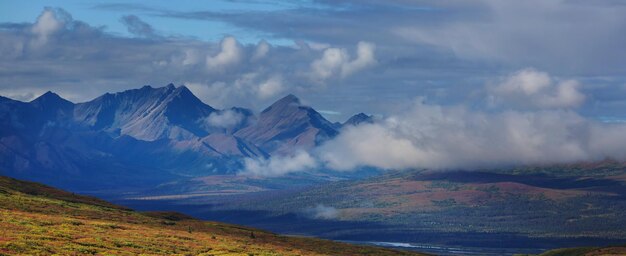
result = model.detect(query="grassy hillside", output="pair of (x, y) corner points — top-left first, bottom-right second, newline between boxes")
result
(516, 245), (626, 256)
(0, 175), (426, 256)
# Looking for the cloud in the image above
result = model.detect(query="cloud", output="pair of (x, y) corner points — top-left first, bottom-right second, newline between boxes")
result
(318, 110), (341, 116)
(391, 0), (626, 75)
(206, 36), (244, 72)
(257, 75), (285, 99)
(185, 73), (285, 109)
(203, 109), (244, 129)
(3, 8), (380, 109)
(3, 5), (626, 126)
(318, 99), (626, 171)
(341, 41), (377, 77)
(318, 123), (423, 170)
(487, 68), (586, 109)
(310, 41), (376, 81)
(151, 0), (626, 77)
(306, 205), (340, 220)
(240, 150), (318, 177)
(31, 7), (67, 46)
(251, 40), (270, 61)
(120, 15), (156, 38)
(218, 69), (626, 175)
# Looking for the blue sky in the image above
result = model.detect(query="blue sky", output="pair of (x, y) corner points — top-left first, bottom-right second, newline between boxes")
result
(0, 0), (299, 43)
(1, 0), (626, 122)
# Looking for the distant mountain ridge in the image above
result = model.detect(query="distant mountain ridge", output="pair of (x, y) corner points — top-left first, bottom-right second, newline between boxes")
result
(235, 94), (339, 154)
(74, 84), (216, 140)
(0, 84), (363, 189)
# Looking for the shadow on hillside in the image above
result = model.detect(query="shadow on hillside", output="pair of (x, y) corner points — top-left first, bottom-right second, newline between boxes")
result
(114, 198), (626, 250)
(414, 171), (626, 197)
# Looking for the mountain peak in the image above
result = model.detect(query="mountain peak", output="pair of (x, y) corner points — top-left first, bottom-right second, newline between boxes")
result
(30, 91), (73, 106)
(34, 91), (60, 100)
(236, 93), (338, 153)
(262, 94), (301, 114)
(275, 94), (301, 106)
(173, 84), (192, 95)
(344, 112), (374, 126)
(282, 94), (300, 104)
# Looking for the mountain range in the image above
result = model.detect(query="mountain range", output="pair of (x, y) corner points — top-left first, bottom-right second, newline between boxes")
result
(0, 84), (362, 190)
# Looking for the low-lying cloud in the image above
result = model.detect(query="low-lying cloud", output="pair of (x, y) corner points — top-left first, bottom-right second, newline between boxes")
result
(203, 109), (244, 129)
(306, 204), (340, 220)
(240, 150), (318, 177)
(240, 69), (626, 176)
(318, 102), (626, 170)
(315, 70), (625, 171)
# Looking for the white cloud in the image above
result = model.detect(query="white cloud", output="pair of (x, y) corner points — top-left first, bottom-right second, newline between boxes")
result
(203, 110), (244, 129)
(257, 75), (285, 99)
(311, 48), (348, 80)
(306, 42), (331, 51)
(392, 0), (626, 74)
(310, 41), (376, 81)
(185, 73), (285, 108)
(307, 205), (339, 220)
(318, 99), (626, 171)
(488, 68), (586, 109)
(206, 36), (244, 72)
(341, 41), (377, 77)
(251, 40), (270, 61)
(318, 123), (423, 170)
(182, 48), (201, 66)
(240, 150), (318, 177)
(31, 8), (65, 46)
(1, 8), (386, 110)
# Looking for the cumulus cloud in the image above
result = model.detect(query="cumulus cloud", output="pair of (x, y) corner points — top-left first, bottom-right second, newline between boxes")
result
(318, 123), (424, 170)
(31, 7), (67, 46)
(120, 15), (156, 38)
(226, 68), (626, 176)
(318, 100), (626, 171)
(306, 205), (340, 220)
(311, 48), (348, 80)
(251, 40), (270, 61)
(206, 36), (244, 72)
(257, 75), (285, 99)
(310, 41), (376, 81)
(240, 150), (317, 177)
(341, 42), (377, 77)
(4, 6), (626, 138)
(4, 8), (384, 108)
(203, 109), (244, 129)
(488, 68), (586, 109)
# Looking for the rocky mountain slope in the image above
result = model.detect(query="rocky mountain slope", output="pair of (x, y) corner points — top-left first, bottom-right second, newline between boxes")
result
(0, 85), (350, 190)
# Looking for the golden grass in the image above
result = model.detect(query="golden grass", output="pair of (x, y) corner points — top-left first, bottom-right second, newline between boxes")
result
(0, 176), (426, 256)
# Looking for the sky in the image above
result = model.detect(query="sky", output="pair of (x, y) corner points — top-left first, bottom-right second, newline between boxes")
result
(3, 0), (626, 174)
(1, 0), (626, 124)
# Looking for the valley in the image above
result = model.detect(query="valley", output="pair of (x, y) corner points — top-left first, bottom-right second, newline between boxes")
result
(4, 2), (626, 255)
(2, 85), (626, 255)
(109, 163), (626, 254)
(0, 175), (426, 255)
